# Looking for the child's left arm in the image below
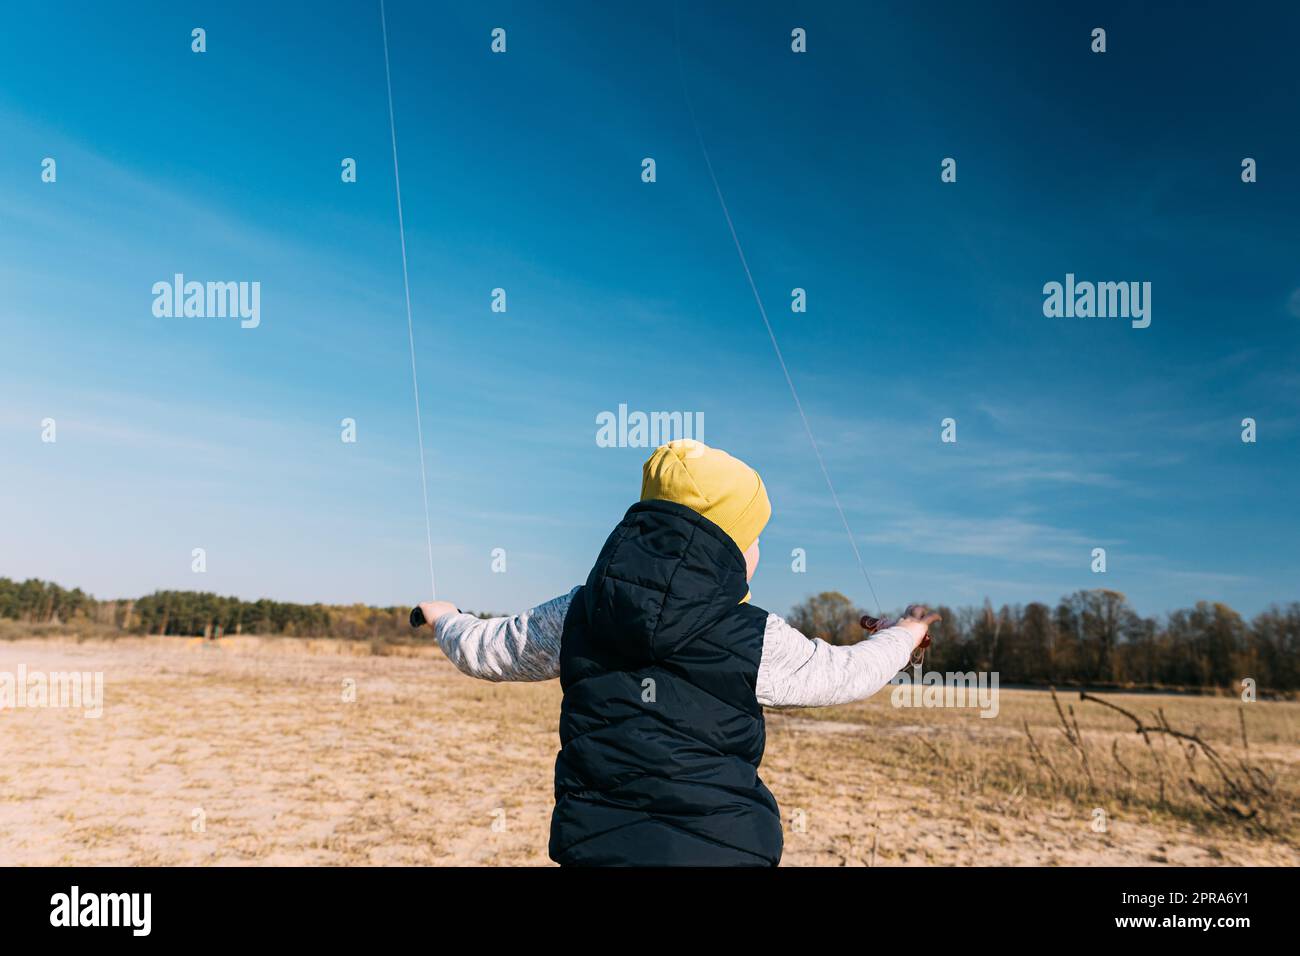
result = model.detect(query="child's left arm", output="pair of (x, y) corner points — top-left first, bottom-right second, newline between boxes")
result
(417, 588), (579, 682)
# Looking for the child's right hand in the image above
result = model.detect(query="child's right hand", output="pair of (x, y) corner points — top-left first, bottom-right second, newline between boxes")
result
(899, 604), (941, 647)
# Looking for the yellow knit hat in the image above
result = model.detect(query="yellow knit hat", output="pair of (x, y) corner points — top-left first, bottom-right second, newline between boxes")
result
(640, 440), (771, 554)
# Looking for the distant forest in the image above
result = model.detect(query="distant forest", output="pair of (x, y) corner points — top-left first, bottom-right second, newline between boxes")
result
(0, 577), (420, 644)
(788, 591), (1299, 693)
(2, 577), (1297, 692)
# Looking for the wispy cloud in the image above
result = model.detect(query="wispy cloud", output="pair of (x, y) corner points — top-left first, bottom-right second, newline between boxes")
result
(862, 513), (1106, 567)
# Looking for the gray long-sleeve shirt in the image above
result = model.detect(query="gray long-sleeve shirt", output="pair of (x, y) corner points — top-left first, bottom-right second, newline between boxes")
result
(433, 588), (925, 708)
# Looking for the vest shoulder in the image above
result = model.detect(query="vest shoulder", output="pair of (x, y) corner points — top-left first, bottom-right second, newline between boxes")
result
(724, 601), (771, 641)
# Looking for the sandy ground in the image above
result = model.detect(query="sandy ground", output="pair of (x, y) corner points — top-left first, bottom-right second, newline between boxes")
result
(0, 636), (1294, 866)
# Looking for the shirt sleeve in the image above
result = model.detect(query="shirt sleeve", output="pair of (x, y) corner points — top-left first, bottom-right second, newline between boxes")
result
(432, 587), (578, 682)
(755, 612), (926, 708)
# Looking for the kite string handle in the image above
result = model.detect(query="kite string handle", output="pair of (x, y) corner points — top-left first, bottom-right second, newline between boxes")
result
(861, 613), (931, 667)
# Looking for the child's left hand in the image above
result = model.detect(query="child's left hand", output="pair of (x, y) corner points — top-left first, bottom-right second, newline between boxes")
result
(416, 601), (459, 631)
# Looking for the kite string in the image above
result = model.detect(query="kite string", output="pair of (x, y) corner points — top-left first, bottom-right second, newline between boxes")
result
(672, 14), (882, 616)
(379, 0), (437, 599)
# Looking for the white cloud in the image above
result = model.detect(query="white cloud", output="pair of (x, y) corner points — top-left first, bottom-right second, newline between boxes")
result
(863, 513), (1105, 567)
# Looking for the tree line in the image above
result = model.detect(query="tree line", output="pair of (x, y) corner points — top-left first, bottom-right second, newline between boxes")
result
(0, 577), (416, 641)
(788, 590), (1299, 692)
(4, 577), (1296, 690)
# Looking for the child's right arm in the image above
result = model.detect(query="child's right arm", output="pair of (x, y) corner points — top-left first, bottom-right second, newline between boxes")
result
(757, 605), (937, 708)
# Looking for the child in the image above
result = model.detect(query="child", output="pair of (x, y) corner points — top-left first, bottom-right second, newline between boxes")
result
(417, 440), (936, 866)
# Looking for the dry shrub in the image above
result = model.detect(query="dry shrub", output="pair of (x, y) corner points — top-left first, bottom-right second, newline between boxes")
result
(1022, 688), (1290, 837)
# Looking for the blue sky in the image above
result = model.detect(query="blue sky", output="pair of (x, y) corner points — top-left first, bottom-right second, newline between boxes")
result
(1, 1), (1297, 618)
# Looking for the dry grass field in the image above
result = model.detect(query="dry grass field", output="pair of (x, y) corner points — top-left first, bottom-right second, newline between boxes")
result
(1, 631), (1296, 866)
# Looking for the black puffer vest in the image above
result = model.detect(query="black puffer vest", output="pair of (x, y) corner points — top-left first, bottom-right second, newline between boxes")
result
(548, 498), (783, 866)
